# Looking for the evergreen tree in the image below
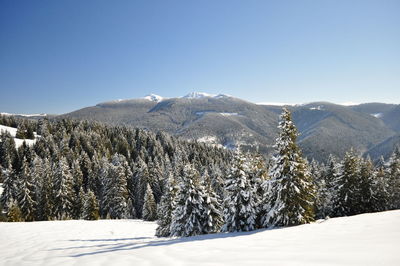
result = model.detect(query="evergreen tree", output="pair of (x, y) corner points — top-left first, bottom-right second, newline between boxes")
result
(82, 190), (100, 220)
(358, 156), (375, 213)
(156, 171), (178, 237)
(317, 155), (339, 218)
(102, 154), (129, 219)
(7, 200), (23, 222)
(201, 169), (223, 233)
(262, 108), (315, 227)
(372, 160), (390, 212)
(71, 160), (84, 219)
(170, 164), (206, 237)
(36, 158), (53, 220)
(386, 147), (400, 209)
(332, 149), (362, 216)
(0, 165), (16, 211)
(142, 184), (157, 221)
(53, 157), (74, 220)
(17, 158), (36, 221)
(15, 122), (27, 139)
(222, 152), (257, 232)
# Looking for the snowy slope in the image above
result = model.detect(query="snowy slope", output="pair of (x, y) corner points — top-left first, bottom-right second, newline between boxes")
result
(0, 125), (37, 148)
(0, 210), (399, 266)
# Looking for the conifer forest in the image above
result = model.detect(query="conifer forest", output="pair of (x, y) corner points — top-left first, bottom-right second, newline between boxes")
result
(0, 109), (399, 238)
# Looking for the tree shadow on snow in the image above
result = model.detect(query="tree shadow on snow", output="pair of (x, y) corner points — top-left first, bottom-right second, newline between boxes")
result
(57, 228), (275, 258)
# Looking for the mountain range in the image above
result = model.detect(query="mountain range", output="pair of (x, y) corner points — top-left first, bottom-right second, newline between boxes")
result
(57, 93), (400, 162)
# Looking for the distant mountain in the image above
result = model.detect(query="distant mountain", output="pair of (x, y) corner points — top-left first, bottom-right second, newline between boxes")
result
(289, 102), (394, 161)
(60, 93), (399, 162)
(351, 103), (400, 132)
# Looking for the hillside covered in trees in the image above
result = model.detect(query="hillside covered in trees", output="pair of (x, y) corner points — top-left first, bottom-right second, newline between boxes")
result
(0, 110), (399, 238)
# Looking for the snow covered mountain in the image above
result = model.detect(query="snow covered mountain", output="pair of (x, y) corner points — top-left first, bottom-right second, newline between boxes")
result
(143, 94), (164, 102)
(57, 94), (400, 161)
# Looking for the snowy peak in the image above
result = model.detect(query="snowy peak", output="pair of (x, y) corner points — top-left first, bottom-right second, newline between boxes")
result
(143, 94), (164, 103)
(182, 92), (230, 99)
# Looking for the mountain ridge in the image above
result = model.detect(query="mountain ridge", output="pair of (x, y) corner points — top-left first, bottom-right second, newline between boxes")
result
(35, 93), (400, 161)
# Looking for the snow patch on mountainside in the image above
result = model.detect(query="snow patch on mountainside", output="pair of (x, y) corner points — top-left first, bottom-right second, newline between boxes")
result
(1, 112), (47, 117)
(182, 92), (231, 99)
(310, 105), (324, 111)
(0, 211), (399, 266)
(0, 125), (38, 148)
(195, 111), (239, 117)
(143, 94), (164, 102)
(197, 135), (217, 143)
(371, 113), (383, 118)
(220, 112), (239, 117)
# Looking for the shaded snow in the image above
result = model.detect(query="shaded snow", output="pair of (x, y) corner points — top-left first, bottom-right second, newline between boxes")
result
(1, 210), (399, 266)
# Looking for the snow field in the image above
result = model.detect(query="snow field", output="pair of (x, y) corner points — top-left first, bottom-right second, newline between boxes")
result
(0, 210), (399, 266)
(0, 125), (37, 148)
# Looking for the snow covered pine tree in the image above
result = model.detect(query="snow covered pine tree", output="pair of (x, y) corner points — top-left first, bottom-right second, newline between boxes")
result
(262, 107), (315, 227)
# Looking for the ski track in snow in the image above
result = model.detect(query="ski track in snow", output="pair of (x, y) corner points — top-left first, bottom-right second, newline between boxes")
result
(0, 210), (399, 266)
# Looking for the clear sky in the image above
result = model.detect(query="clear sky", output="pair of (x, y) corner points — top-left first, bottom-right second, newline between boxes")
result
(0, 0), (399, 114)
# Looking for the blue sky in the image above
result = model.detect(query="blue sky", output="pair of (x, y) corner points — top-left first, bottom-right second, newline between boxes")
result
(0, 0), (399, 114)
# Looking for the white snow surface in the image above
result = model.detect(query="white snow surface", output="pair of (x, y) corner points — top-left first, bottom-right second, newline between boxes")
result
(0, 125), (37, 148)
(143, 94), (164, 102)
(0, 210), (399, 266)
(0, 112), (47, 117)
(371, 113), (383, 118)
(182, 92), (230, 99)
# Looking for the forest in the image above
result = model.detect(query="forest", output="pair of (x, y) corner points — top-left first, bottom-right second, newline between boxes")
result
(0, 109), (399, 237)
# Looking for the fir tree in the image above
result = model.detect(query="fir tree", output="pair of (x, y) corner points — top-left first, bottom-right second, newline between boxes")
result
(53, 157), (74, 220)
(332, 149), (362, 217)
(102, 154), (129, 219)
(170, 164), (206, 237)
(0, 165), (16, 212)
(7, 200), (23, 222)
(36, 158), (53, 220)
(386, 147), (400, 209)
(358, 156), (375, 213)
(372, 160), (390, 212)
(142, 184), (157, 221)
(156, 171), (178, 237)
(201, 169), (223, 233)
(17, 158), (36, 221)
(82, 190), (100, 220)
(71, 160), (84, 219)
(15, 122), (27, 139)
(222, 152), (257, 232)
(262, 108), (315, 227)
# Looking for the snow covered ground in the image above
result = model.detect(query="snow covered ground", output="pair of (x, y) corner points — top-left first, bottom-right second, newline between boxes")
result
(0, 210), (399, 266)
(0, 125), (37, 148)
